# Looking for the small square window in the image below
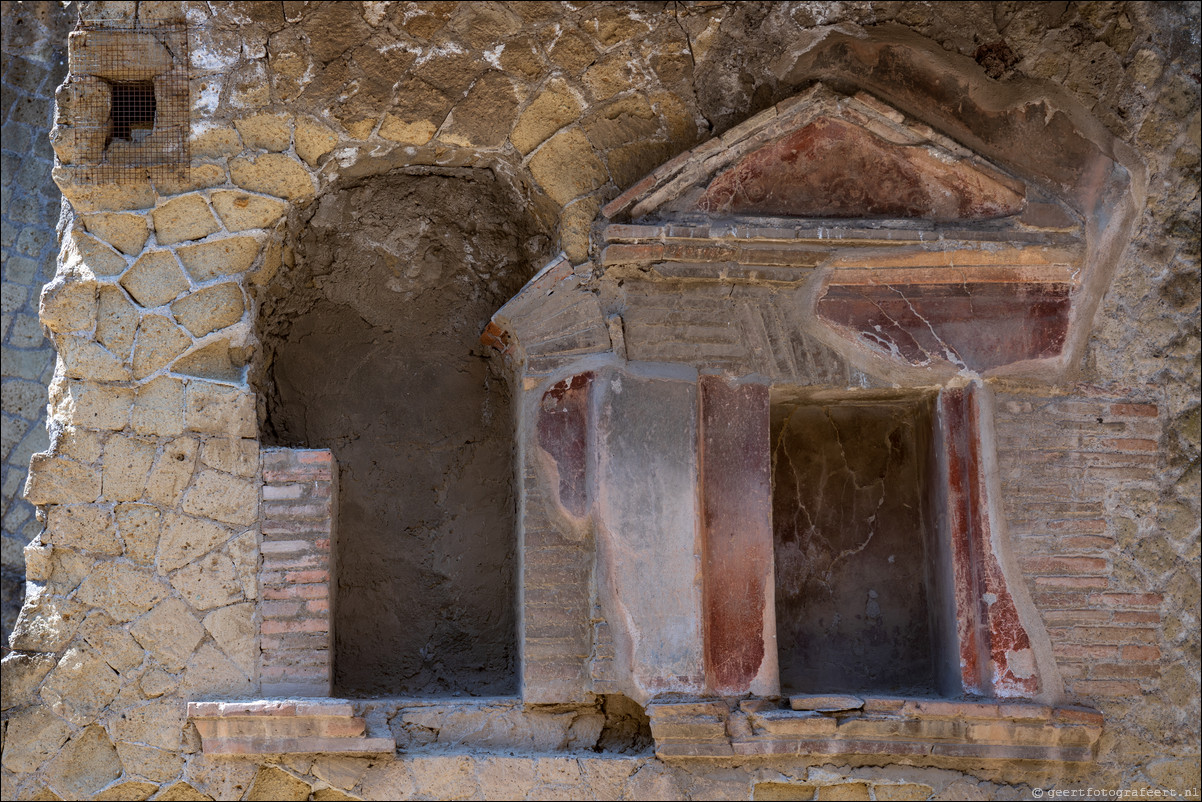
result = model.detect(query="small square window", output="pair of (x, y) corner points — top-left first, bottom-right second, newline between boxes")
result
(106, 80), (156, 145)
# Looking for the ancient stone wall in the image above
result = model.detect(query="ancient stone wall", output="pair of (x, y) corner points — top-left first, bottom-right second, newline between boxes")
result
(1, 0), (73, 656)
(1, 2), (1198, 800)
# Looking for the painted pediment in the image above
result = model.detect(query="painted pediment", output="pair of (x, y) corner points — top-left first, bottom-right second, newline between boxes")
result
(604, 84), (1079, 232)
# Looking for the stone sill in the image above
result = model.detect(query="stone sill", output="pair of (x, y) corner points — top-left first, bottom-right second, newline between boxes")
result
(648, 697), (1104, 762)
(187, 699), (395, 757)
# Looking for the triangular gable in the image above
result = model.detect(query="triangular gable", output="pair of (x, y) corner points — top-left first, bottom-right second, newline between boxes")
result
(604, 84), (1046, 226)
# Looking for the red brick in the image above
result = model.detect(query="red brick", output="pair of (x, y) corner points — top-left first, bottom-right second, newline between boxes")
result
(1052, 644), (1119, 660)
(1110, 403), (1157, 417)
(1032, 591), (1094, 608)
(261, 618), (329, 634)
(1091, 592), (1163, 608)
(1108, 438), (1158, 452)
(1019, 556), (1109, 574)
(1070, 679), (1142, 696)
(261, 600), (303, 618)
(1121, 644), (1161, 661)
(262, 583), (328, 600)
(1113, 611), (1160, 624)
(1090, 663), (1159, 679)
(285, 569), (329, 584)
(1042, 610), (1111, 626)
(1031, 575), (1108, 589)
(305, 599), (329, 614)
(1072, 626), (1157, 644)
(1053, 706), (1104, 726)
(262, 554), (322, 571)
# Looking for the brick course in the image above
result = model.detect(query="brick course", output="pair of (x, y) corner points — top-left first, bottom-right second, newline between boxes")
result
(258, 448), (337, 696)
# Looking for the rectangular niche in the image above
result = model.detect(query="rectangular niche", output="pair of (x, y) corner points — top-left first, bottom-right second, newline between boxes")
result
(770, 389), (956, 697)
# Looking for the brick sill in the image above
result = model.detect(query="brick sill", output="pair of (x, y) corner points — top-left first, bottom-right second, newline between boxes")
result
(648, 697), (1103, 762)
(187, 700), (395, 757)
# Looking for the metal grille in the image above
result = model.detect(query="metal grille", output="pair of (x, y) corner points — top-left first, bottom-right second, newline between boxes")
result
(65, 20), (189, 182)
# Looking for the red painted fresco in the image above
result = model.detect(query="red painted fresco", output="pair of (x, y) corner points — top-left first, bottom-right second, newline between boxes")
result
(698, 376), (773, 695)
(697, 117), (1025, 221)
(537, 372), (593, 518)
(818, 281), (1072, 371)
(940, 385), (1041, 697)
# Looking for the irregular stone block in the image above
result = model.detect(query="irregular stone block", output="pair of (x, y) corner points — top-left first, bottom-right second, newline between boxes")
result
(133, 376), (186, 437)
(0, 652), (57, 711)
(39, 644), (121, 725)
(295, 117), (339, 166)
(186, 381), (256, 437)
(65, 229), (128, 277)
(528, 128), (608, 205)
(230, 153), (315, 200)
(200, 438), (257, 477)
(58, 335), (130, 381)
(182, 469), (258, 526)
(10, 589), (85, 653)
(81, 212), (150, 256)
(41, 724), (122, 800)
(24, 454), (102, 505)
(158, 513), (231, 572)
(95, 781), (159, 801)
(52, 166), (155, 213)
(512, 78), (583, 155)
(234, 113), (293, 152)
(78, 610), (144, 674)
(171, 552), (243, 610)
(132, 314), (193, 379)
(115, 503), (162, 565)
(378, 114), (435, 145)
(96, 286), (139, 358)
(0, 706), (73, 773)
(144, 436), (198, 507)
(40, 275), (98, 333)
(594, 367), (704, 702)
(75, 562), (170, 622)
(121, 250), (190, 308)
(101, 434), (157, 502)
(56, 381), (134, 430)
(175, 236), (261, 282)
(203, 602), (256, 676)
(130, 596), (206, 671)
(210, 191), (287, 232)
(152, 194), (221, 245)
(171, 283), (245, 337)
(46, 504), (121, 555)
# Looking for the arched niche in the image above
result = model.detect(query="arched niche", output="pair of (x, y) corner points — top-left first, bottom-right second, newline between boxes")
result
(487, 71), (1138, 762)
(256, 166), (551, 696)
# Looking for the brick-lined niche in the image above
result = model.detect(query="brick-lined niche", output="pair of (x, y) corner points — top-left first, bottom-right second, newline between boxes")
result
(259, 449), (338, 697)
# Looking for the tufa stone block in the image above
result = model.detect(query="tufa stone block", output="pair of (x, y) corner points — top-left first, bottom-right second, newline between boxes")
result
(132, 376), (187, 436)
(210, 191), (288, 232)
(130, 596), (207, 672)
(40, 275), (98, 333)
(96, 286), (139, 358)
(81, 212), (150, 256)
(131, 314), (193, 379)
(122, 250), (190, 308)
(152, 194), (222, 245)
(528, 128), (608, 205)
(176, 236), (261, 282)
(171, 282), (245, 336)
(230, 153), (315, 200)
(235, 113), (293, 152)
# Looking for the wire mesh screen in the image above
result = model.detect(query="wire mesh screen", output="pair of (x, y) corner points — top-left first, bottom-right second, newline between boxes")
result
(64, 20), (189, 182)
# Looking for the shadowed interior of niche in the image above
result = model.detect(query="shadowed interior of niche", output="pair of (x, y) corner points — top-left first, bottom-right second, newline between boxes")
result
(258, 168), (550, 696)
(771, 392), (955, 697)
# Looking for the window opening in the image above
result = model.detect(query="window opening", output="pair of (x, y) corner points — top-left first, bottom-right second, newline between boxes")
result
(106, 80), (156, 145)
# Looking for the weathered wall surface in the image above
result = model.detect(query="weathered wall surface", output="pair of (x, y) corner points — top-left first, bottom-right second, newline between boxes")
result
(259, 170), (548, 696)
(1, 1), (1198, 800)
(1, 0), (72, 656)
